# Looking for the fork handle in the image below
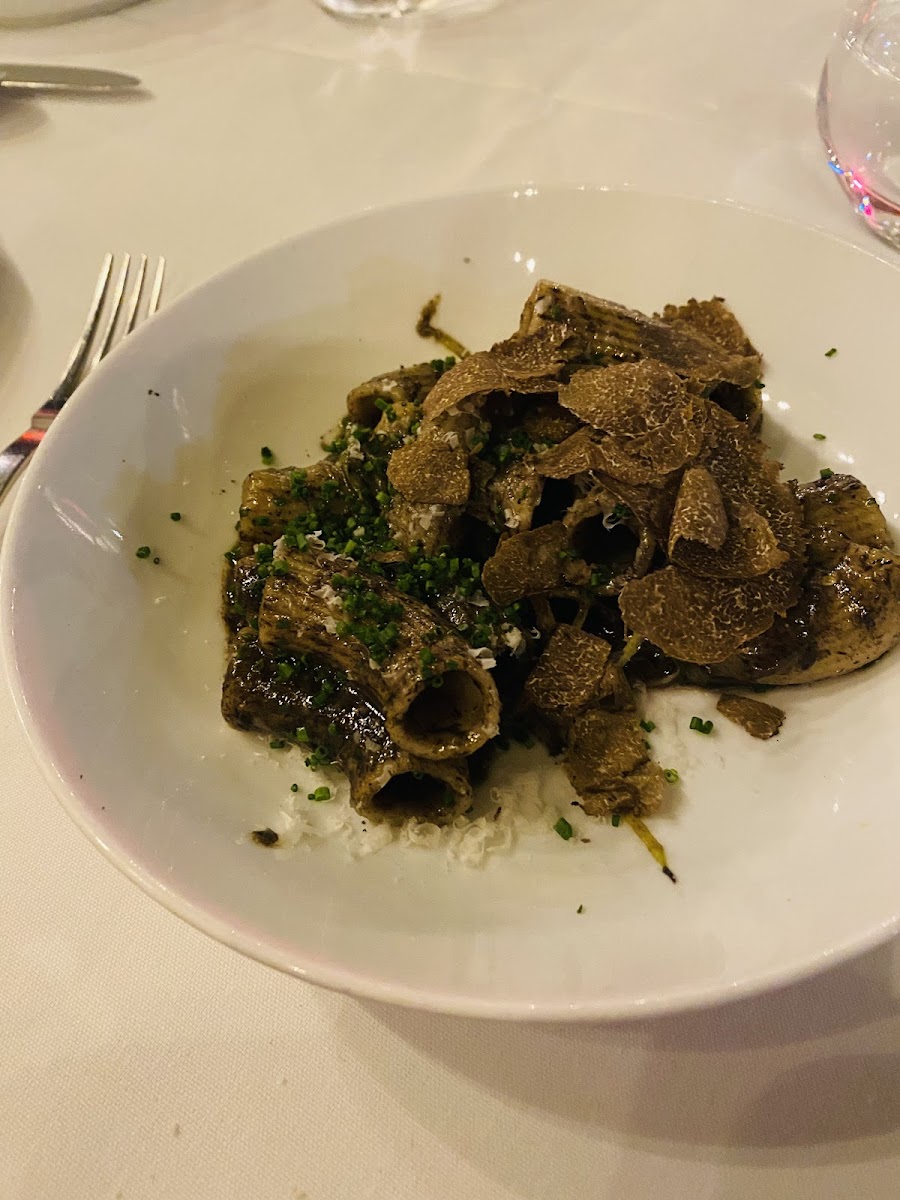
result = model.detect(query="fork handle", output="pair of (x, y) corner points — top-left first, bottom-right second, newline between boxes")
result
(0, 429), (44, 506)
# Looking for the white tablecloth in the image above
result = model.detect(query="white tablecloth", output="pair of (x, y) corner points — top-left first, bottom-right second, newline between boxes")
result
(5, 2), (900, 1196)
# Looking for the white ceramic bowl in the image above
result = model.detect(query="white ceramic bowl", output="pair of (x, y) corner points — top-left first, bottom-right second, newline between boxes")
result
(5, 187), (900, 1020)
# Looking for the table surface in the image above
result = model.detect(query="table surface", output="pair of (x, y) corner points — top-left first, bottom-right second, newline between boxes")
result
(5, 2), (900, 1197)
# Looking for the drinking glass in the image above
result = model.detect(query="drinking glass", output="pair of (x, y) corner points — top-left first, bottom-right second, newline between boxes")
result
(818, 1), (900, 248)
(315, 0), (500, 20)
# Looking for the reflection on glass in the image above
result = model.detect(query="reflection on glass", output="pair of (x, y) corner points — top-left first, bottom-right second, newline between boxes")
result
(818, 0), (900, 247)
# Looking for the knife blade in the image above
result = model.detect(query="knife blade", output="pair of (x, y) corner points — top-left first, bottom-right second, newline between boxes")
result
(0, 64), (141, 93)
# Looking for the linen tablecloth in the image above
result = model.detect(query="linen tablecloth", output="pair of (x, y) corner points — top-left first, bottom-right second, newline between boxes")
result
(4, 2), (900, 1196)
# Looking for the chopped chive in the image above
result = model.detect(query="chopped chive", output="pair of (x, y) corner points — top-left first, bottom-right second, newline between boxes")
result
(576, 904), (585, 914)
(813, 433), (826, 441)
(169, 512), (182, 522)
(290, 783), (299, 793)
(152, 557), (161, 565)
(276, 661), (294, 682)
(752, 379), (765, 389)
(308, 786), (331, 802)
(295, 727), (310, 743)
(135, 545), (151, 559)
(663, 768), (680, 784)
(611, 813), (621, 827)
(820, 467), (834, 479)
(689, 716), (713, 735)
(269, 738), (286, 750)
(554, 816), (574, 841)
(640, 719), (655, 733)
(261, 445), (275, 463)
(825, 347), (838, 357)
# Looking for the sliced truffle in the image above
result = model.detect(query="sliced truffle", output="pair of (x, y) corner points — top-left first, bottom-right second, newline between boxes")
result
(667, 466), (728, 555)
(701, 406), (804, 557)
(559, 360), (690, 439)
(522, 398), (582, 446)
(671, 501), (787, 579)
(387, 435), (470, 506)
(422, 325), (567, 424)
(716, 694), (785, 739)
(524, 626), (612, 716)
(659, 297), (758, 359)
(558, 362), (707, 484)
(536, 427), (608, 479)
(564, 709), (665, 816)
(481, 522), (568, 605)
(619, 564), (801, 664)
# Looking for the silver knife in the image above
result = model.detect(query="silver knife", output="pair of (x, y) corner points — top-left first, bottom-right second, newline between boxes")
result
(0, 64), (141, 93)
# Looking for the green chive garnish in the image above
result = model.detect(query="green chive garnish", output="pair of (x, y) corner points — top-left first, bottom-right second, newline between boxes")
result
(576, 904), (585, 914)
(169, 512), (182, 521)
(663, 769), (680, 784)
(813, 433), (826, 441)
(611, 813), (621, 827)
(640, 719), (655, 733)
(825, 347), (838, 357)
(820, 468), (834, 479)
(554, 816), (574, 841)
(269, 738), (286, 750)
(261, 445), (275, 463)
(290, 783), (299, 793)
(295, 727), (310, 743)
(308, 786), (331, 802)
(135, 545), (151, 559)
(689, 717), (713, 735)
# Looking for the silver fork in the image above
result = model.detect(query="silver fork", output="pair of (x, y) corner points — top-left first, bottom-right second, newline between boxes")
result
(0, 252), (165, 505)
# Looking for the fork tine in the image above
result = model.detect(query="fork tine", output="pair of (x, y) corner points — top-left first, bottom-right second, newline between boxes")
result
(89, 252), (131, 371)
(49, 253), (114, 406)
(121, 253), (148, 336)
(147, 256), (165, 316)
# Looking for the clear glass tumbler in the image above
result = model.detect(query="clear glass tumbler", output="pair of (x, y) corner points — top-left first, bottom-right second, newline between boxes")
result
(818, 1), (900, 248)
(315, 0), (499, 20)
